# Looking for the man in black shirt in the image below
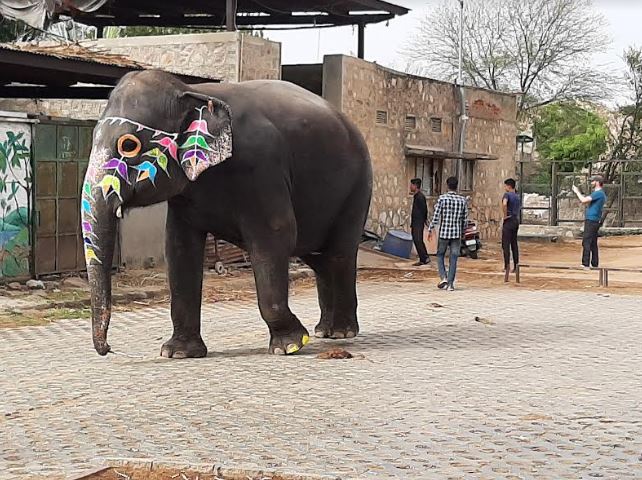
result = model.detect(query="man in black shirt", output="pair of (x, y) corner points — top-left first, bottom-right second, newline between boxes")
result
(410, 178), (430, 266)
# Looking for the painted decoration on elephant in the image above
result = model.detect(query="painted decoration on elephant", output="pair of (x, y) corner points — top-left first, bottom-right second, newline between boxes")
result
(82, 106), (233, 266)
(0, 125), (31, 278)
(180, 106), (233, 181)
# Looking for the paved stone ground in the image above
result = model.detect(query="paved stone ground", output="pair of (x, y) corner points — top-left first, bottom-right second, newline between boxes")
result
(1, 283), (642, 479)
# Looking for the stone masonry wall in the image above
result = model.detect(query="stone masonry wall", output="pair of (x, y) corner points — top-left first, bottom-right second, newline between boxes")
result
(323, 55), (518, 241)
(239, 35), (281, 81)
(0, 98), (106, 121)
(464, 89), (519, 239)
(86, 32), (280, 82)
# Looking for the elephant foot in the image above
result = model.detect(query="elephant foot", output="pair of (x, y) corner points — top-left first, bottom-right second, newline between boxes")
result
(269, 324), (310, 355)
(314, 319), (359, 339)
(160, 334), (207, 359)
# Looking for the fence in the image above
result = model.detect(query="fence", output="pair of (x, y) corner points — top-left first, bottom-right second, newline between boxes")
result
(519, 159), (642, 227)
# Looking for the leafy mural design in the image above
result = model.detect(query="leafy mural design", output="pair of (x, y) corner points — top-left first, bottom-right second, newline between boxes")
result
(0, 128), (31, 278)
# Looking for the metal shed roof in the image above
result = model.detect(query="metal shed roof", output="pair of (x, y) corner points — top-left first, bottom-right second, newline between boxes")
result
(57, 0), (410, 29)
(0, 43), (217, 99)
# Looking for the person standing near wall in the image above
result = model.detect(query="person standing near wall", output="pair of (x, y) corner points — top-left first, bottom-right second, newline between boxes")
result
(428, 176), (468, 291)
(409, 178), (430, 266)
(501, 178), (521, 281)
(572, 175), (607, 269)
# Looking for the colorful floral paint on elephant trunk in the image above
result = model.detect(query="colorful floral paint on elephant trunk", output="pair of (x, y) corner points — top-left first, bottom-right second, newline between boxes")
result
(80, 106), (233, 267)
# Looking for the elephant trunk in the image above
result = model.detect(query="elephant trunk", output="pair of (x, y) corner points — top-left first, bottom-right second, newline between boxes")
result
(87, 207), (117, 356)
(82, 146), (120, 356)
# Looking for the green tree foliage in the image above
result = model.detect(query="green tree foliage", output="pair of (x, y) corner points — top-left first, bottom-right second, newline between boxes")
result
(0, 18), (33, 42)
(531, 103), (608, 185)
(534, 103), (608, 163)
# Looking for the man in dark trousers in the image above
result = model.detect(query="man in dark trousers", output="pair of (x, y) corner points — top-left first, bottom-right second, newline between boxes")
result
(573, 175), (607, 269)
(409, 178), (430, 266)
(502, 178), (521, 281)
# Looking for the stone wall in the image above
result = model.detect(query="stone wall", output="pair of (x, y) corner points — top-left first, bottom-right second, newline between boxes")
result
(86, 32), (281, 82)
(0, 98), (106, 121)
(464, 90), (519, 239)
(323, 55), (518, 241)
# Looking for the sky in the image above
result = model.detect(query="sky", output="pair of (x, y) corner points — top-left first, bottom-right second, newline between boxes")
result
(264, 0), (642, 96)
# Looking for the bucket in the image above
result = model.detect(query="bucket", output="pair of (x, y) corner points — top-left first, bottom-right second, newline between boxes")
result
(381, 230), (413, 259)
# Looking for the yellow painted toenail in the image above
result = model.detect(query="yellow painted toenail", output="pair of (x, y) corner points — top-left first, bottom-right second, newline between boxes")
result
(302, 335), (310, 345)
(286, 343), (300, 354)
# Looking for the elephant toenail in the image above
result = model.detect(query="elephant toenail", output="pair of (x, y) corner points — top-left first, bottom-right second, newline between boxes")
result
(346, 331), (356, 338)
(314, 331), (326, 338)
(333, 332), (346, 339)
(273, 347), (285, 355)
(286, 343), (300, 354)
(302, 335), (310, 345)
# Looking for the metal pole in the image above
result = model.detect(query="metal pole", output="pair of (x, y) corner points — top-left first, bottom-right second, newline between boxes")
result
(519, 144), (524, 224)
(457, 0), (464, 85)
(226, 0), (238, 32)
(357, 23), (365, 59)
(456, 0), (466, 184)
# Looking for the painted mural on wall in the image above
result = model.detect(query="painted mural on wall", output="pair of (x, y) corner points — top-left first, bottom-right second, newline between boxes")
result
(0, 123), (31, 278)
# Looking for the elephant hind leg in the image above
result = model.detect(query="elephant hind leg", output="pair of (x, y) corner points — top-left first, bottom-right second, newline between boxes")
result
(302, 251), (359, 339)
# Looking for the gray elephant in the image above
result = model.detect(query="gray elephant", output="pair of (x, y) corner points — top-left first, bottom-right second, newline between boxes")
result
(82, 70), (372, 358)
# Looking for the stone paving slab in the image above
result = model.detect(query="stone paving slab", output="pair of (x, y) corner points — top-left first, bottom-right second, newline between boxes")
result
(1, 283), (642, 479)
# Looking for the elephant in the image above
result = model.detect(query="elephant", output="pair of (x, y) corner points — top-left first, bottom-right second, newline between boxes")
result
(82, 70), (372, 358)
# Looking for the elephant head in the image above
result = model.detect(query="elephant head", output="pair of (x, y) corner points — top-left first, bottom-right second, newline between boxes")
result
(82, 71), (232, 355)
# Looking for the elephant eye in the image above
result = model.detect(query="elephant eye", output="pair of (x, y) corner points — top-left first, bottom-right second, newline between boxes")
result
(117, 134), (142, 158)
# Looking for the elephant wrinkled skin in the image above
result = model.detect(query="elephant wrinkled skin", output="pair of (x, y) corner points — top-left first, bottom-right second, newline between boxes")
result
(82, 70), (372, 358)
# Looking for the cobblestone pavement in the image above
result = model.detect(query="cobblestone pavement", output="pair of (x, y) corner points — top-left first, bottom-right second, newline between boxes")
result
(1, 283), (642, 479)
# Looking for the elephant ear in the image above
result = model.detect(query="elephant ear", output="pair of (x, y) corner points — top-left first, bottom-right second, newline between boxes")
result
(178, 94), (233, 181)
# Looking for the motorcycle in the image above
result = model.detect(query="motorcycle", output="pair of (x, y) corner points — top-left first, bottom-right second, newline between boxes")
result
(460, 220), (482, 259)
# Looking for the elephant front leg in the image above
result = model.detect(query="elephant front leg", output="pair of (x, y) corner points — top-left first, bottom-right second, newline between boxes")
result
(161, 205), (208, 359)
(252, 253), (310, 355)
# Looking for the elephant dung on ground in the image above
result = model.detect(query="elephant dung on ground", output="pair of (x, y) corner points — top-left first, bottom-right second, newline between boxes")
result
(82, 70), (372, 358)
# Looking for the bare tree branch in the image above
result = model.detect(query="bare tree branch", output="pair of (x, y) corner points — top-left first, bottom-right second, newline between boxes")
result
(401, 0), (612, 116)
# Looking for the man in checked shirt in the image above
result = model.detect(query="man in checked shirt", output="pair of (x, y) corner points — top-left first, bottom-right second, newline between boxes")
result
(428, 176), (468, 291)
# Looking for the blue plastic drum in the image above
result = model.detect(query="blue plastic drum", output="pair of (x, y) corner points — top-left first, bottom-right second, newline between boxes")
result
(381, 230), (413, 259)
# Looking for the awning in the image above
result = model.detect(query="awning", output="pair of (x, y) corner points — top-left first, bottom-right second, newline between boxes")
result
(0, 44), (217, 99)
(405, 144), (498, 161)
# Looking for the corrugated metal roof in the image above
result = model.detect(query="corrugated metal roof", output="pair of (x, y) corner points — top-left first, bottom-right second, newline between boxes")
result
(0, 42), (147, 69)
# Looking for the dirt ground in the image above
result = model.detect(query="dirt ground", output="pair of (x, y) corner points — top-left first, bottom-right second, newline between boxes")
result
(81, 466), (290, 480)
(1, 236), (639, 330)
(357, 235), (642, 295)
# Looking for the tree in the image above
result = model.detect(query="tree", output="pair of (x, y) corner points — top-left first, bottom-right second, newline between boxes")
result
(531, 103), (608, 185)
(0, 18), (40, 42)
(600, 46), (642, 196)
(404, 0), (611, 115)
(534, 103), (608, 162)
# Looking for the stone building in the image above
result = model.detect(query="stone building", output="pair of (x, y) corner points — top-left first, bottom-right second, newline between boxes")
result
(284, 55), (519, 241)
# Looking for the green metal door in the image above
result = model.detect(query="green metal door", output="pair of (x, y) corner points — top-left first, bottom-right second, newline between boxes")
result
(33, 120), (118, 276)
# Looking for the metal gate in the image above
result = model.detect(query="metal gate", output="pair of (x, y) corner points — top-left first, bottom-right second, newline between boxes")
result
(33, 119), (119, 276)
(519, 159), (642, 227)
